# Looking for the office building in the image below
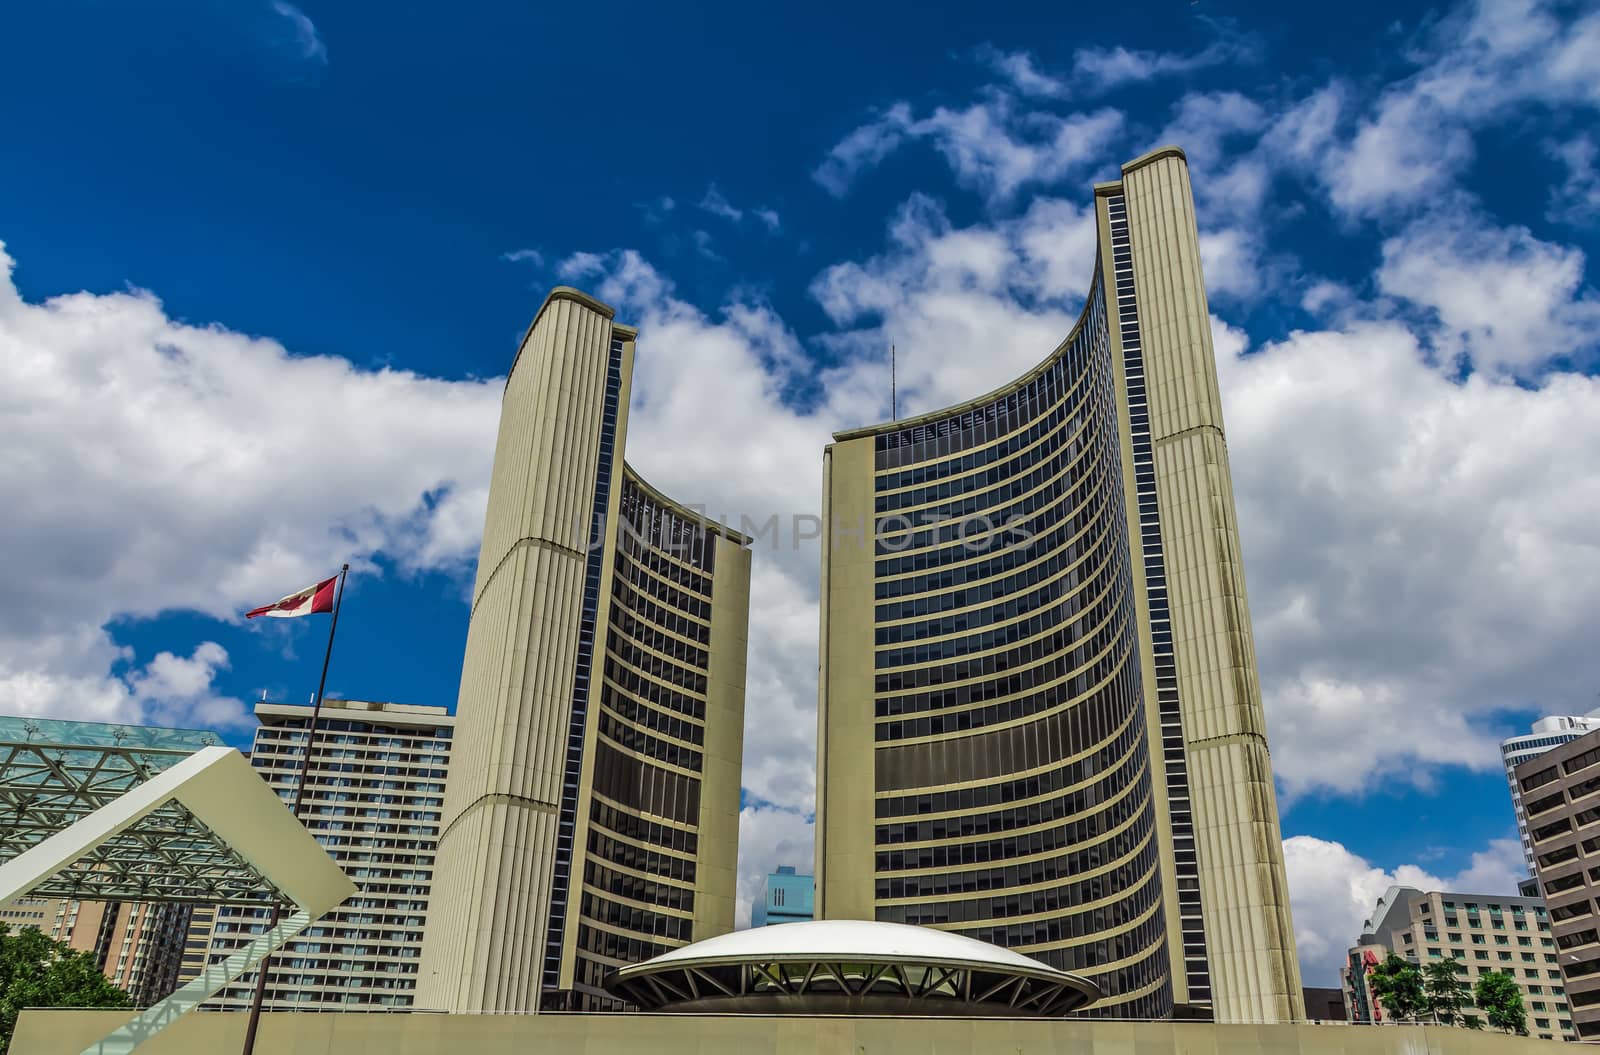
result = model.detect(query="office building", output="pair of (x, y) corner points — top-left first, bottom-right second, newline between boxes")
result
(1503, 713), (1600, 873)
(753, 866), (815, 926)
(202, 698), (452, 1009)
(1516, 728), (1600, 1040)
(1340, 885), (1570, 1041)
(417, 288), (753, 1012)
(815, 146), (1300, 1022)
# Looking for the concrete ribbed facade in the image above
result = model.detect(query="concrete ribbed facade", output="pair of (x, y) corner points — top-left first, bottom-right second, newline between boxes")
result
(815, 149), (1301, 1023)
(417, 288), (750, 1013)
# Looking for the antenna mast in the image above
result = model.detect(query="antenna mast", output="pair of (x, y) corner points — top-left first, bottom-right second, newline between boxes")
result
(891, 342), (897, 421)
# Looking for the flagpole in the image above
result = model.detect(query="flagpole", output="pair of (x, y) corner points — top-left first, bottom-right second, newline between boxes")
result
(240, 563), (349, 1055)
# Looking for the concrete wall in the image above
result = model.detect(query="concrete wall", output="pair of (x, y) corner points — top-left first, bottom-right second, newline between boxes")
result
(16, 1009), (1572, 1055)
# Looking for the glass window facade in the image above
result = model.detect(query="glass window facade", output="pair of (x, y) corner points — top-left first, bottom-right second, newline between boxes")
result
(863, 268), (1175, 1019)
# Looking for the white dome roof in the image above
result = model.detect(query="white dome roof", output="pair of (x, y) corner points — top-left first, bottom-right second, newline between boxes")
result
(606, 919), (1101, 1016)
(636, 919), (1067, 975)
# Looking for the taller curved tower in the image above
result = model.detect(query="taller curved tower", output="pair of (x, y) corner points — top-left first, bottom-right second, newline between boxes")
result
(418, 288), (751, 1013)
(815, 148), (1302, 1022)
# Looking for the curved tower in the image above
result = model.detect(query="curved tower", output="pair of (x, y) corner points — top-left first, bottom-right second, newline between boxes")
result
(418, 288), (750, 1013)
(816, 148), (1302, 1022)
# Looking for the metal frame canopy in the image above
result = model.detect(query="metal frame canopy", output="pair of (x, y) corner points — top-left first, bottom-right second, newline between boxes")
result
(0, 715), (355, 1055)
(0, 716), (287, 904)
(606, 919), (1101, 1017)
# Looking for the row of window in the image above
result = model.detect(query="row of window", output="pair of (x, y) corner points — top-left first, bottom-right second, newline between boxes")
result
(874, 776), (1149, 873)
(874, 424), (1114, 578)
(608, 575), (710, 647)
(875, 801), (1154, 894)
(585, 829), (697, 884)
(583, 860), (695, 914)
(879, 835), (1158, 918)
(875, 755), (1139, 844)
(871, 288), (1107, 473)
(875, 564), (1131, 695)
(874, 424), (1096, 550)
(873, 356), (1097, 503)
(874, 699), (1141, 816)
(874, 556), (1117, 670)
(874, 526), (1112, 645)
(589, 798), (699, 857)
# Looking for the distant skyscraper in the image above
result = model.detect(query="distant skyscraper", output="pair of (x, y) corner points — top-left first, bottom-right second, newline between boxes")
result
(815, 147), (1301, 1023)
(753, 866), (814, 927)
(1503, 712), (1600, 873)
(417, 288), (752, 1013)
(202, 698), (452, 1009)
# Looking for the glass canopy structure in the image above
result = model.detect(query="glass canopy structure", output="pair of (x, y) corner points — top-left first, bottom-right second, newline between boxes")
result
(0, 716), (291, 905)
(0, 714), (355, 1055)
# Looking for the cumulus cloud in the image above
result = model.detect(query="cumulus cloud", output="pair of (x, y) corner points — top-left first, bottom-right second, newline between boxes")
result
(0, 241), (500, 729)
(1377, 210), (1600, 373)
(1216, 318), (1600, 796)
(1298, 0), (1600, 218)
(1285, 835), (1524, 985)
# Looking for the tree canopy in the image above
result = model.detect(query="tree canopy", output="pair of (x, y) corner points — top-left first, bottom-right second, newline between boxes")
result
(1368, 953), (1428, 1022)
(0, 922), (131, 1055)
(1424, 958), (1471, 1025)
(1475, 970), (1529, 1036)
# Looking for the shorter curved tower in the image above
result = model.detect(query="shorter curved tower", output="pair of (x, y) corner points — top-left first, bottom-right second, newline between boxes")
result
(816, 148), (1302, 1023)
(417, 289), (751, 1013)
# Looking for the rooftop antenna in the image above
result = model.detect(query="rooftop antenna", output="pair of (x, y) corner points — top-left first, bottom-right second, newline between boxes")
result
(891, 341), (897, 421)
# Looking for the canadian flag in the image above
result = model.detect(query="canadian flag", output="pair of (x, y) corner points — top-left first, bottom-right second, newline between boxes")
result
(245, 576), (337, 619)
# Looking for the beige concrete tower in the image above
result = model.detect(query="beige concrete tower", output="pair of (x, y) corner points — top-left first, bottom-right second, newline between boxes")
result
(417, 288), (750, 1013)
(816, 148), (1301, 1023)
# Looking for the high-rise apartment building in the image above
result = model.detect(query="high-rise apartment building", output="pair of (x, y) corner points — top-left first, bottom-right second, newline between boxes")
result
(1503, 712), (1600, 873)
(1341, 885), (1570, 1041)
(202, 698), (452, 1009)
(0, 895), (191, 1006)
(417, 288), (752, 1013)
(1516, 727), (1600, 1041)
(815, 147), (1301, 1022)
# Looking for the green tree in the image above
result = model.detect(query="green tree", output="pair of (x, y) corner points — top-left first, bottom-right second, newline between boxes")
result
(1424, 958), (1471, 1025)
(0, 922), (131, 1054)
(1474, 970), (1529, 1035)
(1369, 953), (1428, 1022)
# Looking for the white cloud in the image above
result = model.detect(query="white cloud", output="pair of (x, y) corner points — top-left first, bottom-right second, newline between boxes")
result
(814, 104), (914, 196)
(1296, 0), (1600, 218)
(1071, 36), (1256, 91)
(699, 185), (743, 223)
(695, 186), (781, 234)
(271, 1), (327, 64)
(1547, 134), (1600, 226)
(1216, 318), (1600, 797)
(1376, 210), (1600, 373)
(0, 240), (499, 730)
(1284, 835), (1524, 985)
(976, 46), (1067, 99)
(500, 248), (543, 266)
(813, 98), (1121, 201)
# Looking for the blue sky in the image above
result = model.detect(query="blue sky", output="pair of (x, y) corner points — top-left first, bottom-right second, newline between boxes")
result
(3, 0), (1599, 985)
